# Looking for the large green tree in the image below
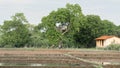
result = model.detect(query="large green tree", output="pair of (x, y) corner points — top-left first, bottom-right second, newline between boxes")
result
(74, 15), (102, 47)
(74, 15), (117, 48)
(0, 13), (30, 47)
(37, 3), (84, 48)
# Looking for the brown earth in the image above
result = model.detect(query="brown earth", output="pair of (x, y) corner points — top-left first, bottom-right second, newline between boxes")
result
(0, 49), (119, 68)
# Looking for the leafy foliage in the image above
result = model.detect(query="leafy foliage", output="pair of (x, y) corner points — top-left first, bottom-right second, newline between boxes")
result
(74, 15), (117, 48)
(0, 3), (119, 48)
(104, 44), (120, 51)
(37, 3), (84, 48)
(0, 13), (30, 47)
(29, 28), (50, 48)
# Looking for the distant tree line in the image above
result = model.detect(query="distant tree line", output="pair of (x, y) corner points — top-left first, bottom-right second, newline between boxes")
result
(0, 3), (120, 48)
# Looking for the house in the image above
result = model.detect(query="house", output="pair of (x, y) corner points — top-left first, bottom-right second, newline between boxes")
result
(95, 35), (120, 48)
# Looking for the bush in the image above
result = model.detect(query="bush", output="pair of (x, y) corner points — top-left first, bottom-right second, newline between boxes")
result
(4, 45), (14, 48)
(104, 44), (120, 51)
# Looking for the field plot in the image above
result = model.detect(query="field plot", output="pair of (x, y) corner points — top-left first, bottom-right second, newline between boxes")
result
(0, 49), (119, 68)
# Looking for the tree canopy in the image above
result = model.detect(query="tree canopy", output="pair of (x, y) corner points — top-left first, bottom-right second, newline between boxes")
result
(36, 3), (85, 48)
(0, 3), (119, 48)
(0, 13), (30, 47)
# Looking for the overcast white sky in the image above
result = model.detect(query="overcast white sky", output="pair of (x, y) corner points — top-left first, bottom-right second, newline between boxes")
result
(0, 0), (120, 25)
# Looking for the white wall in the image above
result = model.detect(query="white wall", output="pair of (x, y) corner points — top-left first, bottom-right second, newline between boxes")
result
(104, 37), (120, 47)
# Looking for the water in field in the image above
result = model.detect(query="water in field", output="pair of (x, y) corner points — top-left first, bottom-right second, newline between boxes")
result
(0, 63), (40, 66)
(0, 63), (81, 67)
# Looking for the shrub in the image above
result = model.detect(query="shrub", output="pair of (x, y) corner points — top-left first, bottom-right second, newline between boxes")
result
(104, 44), (120, 51)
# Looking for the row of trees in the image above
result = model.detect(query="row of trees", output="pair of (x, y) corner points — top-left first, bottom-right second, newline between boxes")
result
(0, 3), (120, 48)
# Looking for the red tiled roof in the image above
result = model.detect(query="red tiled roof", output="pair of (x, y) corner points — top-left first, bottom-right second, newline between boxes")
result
(96, 35), (114, 40)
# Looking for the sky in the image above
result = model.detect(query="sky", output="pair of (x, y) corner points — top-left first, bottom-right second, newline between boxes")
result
(0, 0), (120, 25)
